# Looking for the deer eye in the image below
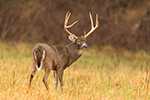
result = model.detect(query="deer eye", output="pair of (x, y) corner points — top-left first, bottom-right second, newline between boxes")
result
(77, 40), (80, 44)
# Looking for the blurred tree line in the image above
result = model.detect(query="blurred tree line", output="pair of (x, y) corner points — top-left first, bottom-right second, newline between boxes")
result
(0, 0), (150, 51)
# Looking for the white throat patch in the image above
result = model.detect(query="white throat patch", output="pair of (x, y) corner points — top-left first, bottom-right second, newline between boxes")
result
(77, 50), (84, 55)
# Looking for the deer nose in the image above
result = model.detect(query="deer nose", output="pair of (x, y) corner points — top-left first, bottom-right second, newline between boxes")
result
(84, 45), (87, 48)
(82, 43), (87, 48)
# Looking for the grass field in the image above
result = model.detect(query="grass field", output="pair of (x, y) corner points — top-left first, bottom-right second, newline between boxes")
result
(0, 42), (150, 100)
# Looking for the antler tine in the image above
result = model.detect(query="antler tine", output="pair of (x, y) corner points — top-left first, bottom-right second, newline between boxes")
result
(65, 20), (78, 28)
(64, 12), (70, 27)
(89, 12), (94, 28)
(64, 12), (78, 39)
(84, 12), (99, 38)
(84, 31), (86, 36)
(96, 13), (99, 27)
(65, 12), (78, 28)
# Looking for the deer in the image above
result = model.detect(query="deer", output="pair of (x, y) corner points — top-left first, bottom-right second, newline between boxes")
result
(29, 12), (99, 92)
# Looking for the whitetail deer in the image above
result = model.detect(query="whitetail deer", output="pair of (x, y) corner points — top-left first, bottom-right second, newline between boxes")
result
(29, 12), (99, 91)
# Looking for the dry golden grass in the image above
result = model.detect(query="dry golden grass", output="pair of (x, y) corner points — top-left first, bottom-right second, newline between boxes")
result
(0, 43), (150, 100)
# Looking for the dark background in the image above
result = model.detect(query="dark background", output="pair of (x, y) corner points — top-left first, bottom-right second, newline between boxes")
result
(0, 0), (150, 51)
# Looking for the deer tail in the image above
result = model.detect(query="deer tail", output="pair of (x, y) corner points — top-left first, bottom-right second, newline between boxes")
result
(34, 47), (46, 71)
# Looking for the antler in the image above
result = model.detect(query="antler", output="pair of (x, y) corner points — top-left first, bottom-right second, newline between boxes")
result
(84, 12), (99, 38)
(64, 12), (78, 39)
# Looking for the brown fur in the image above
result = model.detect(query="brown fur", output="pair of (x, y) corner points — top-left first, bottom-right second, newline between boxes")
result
(29, 41), (85, 91)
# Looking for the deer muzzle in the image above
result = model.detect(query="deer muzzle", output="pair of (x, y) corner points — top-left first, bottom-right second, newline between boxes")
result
(81, 43), (87, 49)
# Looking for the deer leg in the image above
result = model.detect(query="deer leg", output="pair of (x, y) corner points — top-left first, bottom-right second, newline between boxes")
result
(58, 69), (64, 92)
(29, 69), (37, 88)
(53, 70), (58, 90)
(43, 68), (51, 90)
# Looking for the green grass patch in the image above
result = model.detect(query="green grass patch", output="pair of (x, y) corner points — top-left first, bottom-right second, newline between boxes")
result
(0, 42), (150, 100)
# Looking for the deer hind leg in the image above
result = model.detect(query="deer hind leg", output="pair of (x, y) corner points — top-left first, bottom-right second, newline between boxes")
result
(29, 60), (37, 89)
(29, 68), (37, 88)
(43, 66), (51, 90)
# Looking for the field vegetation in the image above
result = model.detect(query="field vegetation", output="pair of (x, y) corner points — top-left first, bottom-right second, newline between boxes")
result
(0, 42), (150, 100)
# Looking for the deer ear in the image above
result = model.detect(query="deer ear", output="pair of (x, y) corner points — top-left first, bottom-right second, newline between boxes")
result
(68, 35), (76, 43)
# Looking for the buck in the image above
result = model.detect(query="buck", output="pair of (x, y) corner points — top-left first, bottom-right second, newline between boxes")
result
(29, 12), (99, 91)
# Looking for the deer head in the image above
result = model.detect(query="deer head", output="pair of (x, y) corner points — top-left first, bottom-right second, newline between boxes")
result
(64, 12), (99, 49)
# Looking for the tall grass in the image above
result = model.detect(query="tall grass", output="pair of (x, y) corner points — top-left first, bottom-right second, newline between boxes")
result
(0, 43), (150, 100)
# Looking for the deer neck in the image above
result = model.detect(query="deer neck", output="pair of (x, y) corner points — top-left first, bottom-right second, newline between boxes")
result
(64, 42), (83, 67)
(66, 42), (84, 56)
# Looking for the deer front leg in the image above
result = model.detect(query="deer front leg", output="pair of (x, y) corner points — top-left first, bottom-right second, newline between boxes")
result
(43, 68), (51, 90)
(53, 70), (58, 90)
(58, 69), (64, 92)
(29, 69), (37, 88)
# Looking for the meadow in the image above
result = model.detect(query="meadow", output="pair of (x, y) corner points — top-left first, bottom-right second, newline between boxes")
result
(0, 42), (150, 100)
